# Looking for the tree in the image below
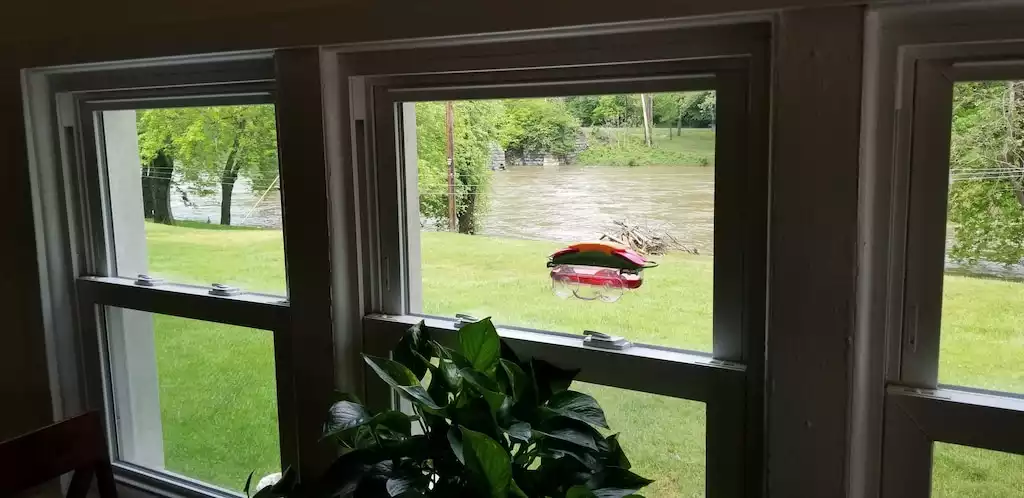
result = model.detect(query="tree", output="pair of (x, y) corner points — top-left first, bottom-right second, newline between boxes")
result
(416, 100), (503, 234)
(565, 95), (601, 126)
(137, 105), (278, 226)
(498, 98), (580, 163)
(948, 81), (1024, 265)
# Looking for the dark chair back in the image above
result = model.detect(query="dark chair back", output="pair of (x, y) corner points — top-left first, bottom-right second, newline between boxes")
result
(0, 411), (117, 497)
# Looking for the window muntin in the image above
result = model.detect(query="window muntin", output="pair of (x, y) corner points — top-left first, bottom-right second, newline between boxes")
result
(407, 93), (717, 353)
(105, 308), (281, 491)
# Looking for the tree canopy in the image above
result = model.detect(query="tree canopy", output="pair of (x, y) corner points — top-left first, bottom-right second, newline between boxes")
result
(947, 81), (1024, 265)
(416, 100), (503, 233)
(137, 104), (278, 225)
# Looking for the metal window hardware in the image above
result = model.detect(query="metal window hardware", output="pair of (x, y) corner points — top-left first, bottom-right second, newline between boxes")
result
(134, 274), (165, 287)
(455, 314), (481, 328)
(582, 330), (632, 350)
(209, 283), (242, 297)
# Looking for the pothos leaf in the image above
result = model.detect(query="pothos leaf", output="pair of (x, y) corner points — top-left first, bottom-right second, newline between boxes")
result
(323, 400), (372, 439)
(457, 317), (501, 373)
(393, 321), (432, 380)
(544, 390), (609, 429)
(460, 426), (513, 497)
(363, 355), (443, 411)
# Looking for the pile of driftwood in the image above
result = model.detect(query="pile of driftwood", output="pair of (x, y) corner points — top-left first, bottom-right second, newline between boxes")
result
(601, 219), (699, 256)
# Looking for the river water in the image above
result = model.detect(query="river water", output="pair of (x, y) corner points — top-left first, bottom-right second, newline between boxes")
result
(167, 165), (1024, 279)
(479, 165), (715, 254)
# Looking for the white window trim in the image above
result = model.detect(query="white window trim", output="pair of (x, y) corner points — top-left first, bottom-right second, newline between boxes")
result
(23, 52), (337, 497)
(859, 5), (1024, 497)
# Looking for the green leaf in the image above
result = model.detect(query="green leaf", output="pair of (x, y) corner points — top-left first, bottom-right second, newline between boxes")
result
(447, 426), (465, 464)
(586, 468), (655, 497)
(499, 359), (529, 402)
(457, 317), (501, 372)
(243, 471), (255, 497)
(460, 426), (513, 497)
(386, 474), (425, 496)
(506, 422), (532, 443)
(371, 410), (414, 437)
(461, 368), (509, 414)
(323, 400), (372, 439)
(530, 359), (579, 403)
(510, 478), (529, 498)
(363, 355), (443, 410)
(601, 434), (631, 469)
(544, 391), (609, 429)
(393, 321), (432, 379)
(536, 417), (603, 451)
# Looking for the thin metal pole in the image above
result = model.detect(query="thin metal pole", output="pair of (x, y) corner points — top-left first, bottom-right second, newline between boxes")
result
(445, 101), (457, 232)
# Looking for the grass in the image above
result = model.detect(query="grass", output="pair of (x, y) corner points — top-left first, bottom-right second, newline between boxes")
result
(143, 222), (1023, 496)
(578, 128), (716, 167)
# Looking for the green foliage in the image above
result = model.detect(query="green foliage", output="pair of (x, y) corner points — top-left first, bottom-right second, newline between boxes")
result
(261, 319), (651, 498)
(499, 99), (581, 161)
(416, 101), (503, 233)
(566, 93), (715, 129)
(137, 105), (279, 195)
(948, 81), (1024, 265)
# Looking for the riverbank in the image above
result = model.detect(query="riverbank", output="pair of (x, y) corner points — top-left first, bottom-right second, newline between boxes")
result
(143, 223), (1021, 497)
(576, 127), (715, 167)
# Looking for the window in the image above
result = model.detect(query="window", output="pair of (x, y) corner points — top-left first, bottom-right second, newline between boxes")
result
(342, 23), (768, 498)
(25, 53), (334, 496)
(932, 443), (1024, 498)
(881, 47), (1024, 497)
(101, 104), (286, 294)
(409, 94), (716, 352)
(104, 309), (280, 490)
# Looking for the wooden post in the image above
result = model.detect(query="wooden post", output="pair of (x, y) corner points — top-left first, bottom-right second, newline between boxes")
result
(445, 101), (457, 232)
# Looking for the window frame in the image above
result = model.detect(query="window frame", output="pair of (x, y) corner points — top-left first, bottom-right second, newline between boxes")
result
(879, 39), (1024, 497)
(328, 22), (770, 497)
(23, 51), (336, 497)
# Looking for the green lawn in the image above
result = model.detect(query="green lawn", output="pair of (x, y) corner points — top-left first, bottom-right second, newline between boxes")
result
(580, 128), (716, 167)
(144, 223), (1023, 496)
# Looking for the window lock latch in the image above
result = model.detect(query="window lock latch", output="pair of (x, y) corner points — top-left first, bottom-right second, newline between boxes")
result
(455, 314), (481, 328)
(582, 330), (632, 350)
(134, 274), (165, 287)
(209, 283), (242, 297)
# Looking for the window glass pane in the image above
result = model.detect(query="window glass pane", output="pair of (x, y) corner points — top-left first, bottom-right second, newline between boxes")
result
(576, 383), (706, 497)
(407, 93), (716, 351)
(932, 442), (1024, 497)
(104, 309), (280, 491)
(100, 105), (285, 294)
(943, 82), (1024, 393)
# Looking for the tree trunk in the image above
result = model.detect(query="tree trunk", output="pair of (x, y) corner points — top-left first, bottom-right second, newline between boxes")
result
(150, 150), (174, 225)
(677, 111), (683, 137)
(220, 144), (240, 226)
(141, 165), (155, 219)
(640, 94), (653, 147)
(458, 186), (478, 234)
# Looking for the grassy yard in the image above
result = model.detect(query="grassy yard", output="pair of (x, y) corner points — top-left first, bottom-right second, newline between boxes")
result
(579, 128), (716, 167)
(144, 223), (1022, 496)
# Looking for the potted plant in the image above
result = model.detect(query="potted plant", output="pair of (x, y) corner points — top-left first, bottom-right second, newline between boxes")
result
(250, 318), (652, 498)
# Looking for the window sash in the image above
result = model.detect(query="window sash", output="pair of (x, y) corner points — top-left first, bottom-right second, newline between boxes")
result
(26, 52), (335, 495)
(339, 23), (770, 498)
(881, 40), (1024, 498)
